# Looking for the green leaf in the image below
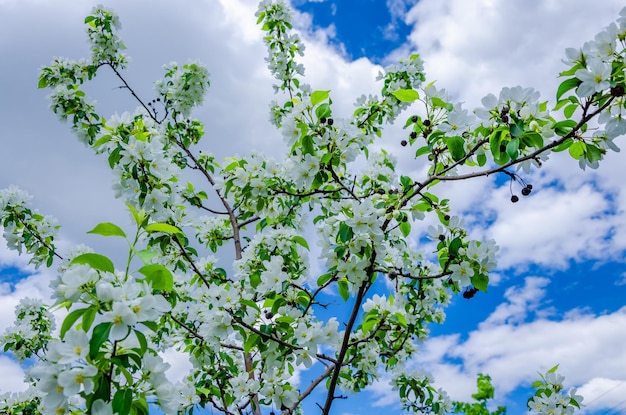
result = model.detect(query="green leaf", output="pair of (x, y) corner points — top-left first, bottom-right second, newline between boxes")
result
(89, 322), (112, 359)
(293, 235), (309, 250)
(127, 203), (145, 226)
(547, 364), (560, 374)
(112, 388), (133, 415)
(317, 273), (332, 287)
(449, 237), (462, 256)
(563, 103), (578, 118)
(586, 144), (602, 163)
(244, 333), (260, 353)
(556, 78), (581, 101)
(223, 161), (240, 172)
(521, 131), (544, 149)
(338, 278), (349, 301)
(391, 88), (419, 103)
(477, 153), (487, 166)
(506, 137), (520, 160)
(568, 141), (586, 160)
(84, 15), (96, 23)
(145, 223), (182, 235)
(301, 134), (315, 155)
(315, 103), (331, 120)
(87, 222), (126, 238)
(82, 306), (97, 332)
(552, 137), (573, 152)
(136, 249), (158, 264)
(489, 129), (503, 158)
(135, 329), (148, 354)
(431, 97), (452, 111)
(311, 90), (330, 106)
(338, 222), (353, 243)
(446, 136), (466, 161)
(362, 313), (379, 333)
(137, 264), (174, 292)
(60, 308), (87, 339)
(399, 221), (411, 238)
(510, 122), (524, 138)
(553, 119), (577, 136)
(38, 76), (48, 89)
(93, 134), (112, 148)
(471, 274), (489, 292)
(415, 146), (430, 158)
(71, 253), (115, 274)
(142, 321), (158, 332)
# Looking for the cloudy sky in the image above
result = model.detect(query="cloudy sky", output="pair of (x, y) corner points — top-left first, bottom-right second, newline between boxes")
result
(1, 0), (626, 414)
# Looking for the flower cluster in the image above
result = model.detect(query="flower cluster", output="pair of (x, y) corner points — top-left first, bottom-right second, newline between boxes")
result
(154, 62), (211, 118)
(528, 367), (583, 415)
(257, 0), (306, 95)
(0, 298), (55, 362)
(84, 5), (128, 67)
(0, 186), (59, 267)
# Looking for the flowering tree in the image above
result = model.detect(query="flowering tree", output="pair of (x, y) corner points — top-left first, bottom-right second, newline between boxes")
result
(1, 1), (623, 414)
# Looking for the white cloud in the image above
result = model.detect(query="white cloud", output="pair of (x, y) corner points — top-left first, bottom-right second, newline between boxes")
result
(366, 277), (626, 410)
(0, 245), (56, 394)
(0, 356), (28, 394)
(432, 280), (626, 404)
(577, 378), (626, 414)
(481, 276), (550, 326)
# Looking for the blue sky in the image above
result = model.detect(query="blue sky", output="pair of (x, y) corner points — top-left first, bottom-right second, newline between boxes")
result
(293, 0), (416, 63)
(1, 0), (626, 414)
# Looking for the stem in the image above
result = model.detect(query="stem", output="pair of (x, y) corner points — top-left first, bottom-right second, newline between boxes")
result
(431, 96), (615, 183)
(15, 216), (64, 261)
(321, 283), (368, 415)
(124, 227), (141, 278)
(108, 63), (157, 123)
(281, 364), (335, 415)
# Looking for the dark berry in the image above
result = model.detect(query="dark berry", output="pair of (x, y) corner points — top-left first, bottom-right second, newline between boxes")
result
(438, 234), (446, 241)
(411, 115), (418, 123)
(611, 85), (625, 97)
(401, 140), (408, 147)
(410, 131), (418, 139)
(501, 115), (509, 124)
(327, 118), (334, 126)
(320, 117), (327, 124)
(511, 195), (519, 203)
(463, 287), (478, 299)
(423, 119), (431, 127)
(444, 214), (450, 221)
(526, 184), (533, 190)
(401, 216), (408, 222)
(521, 187), (531, 196)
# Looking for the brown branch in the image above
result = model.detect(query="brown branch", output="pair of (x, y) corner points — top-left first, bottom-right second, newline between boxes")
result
(107, 63), (158, 123)
(430, 96), (615, 183)
(328, 165), (359, 200)
(15, 216), (64, 262)
(321, 282), (368, 415)
(382, 268), (453, 281)
(281, 364), (335, 415)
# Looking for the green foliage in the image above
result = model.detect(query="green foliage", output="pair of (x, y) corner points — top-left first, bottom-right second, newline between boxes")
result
(452, 374), (506, 415)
